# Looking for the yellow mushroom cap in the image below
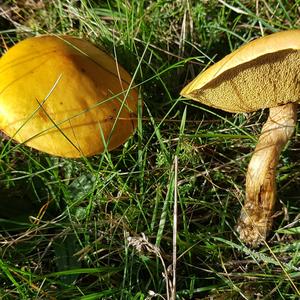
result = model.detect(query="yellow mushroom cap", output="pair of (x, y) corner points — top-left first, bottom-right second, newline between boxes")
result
(180, 30), (300, 113)
(0, 35), (139, 157)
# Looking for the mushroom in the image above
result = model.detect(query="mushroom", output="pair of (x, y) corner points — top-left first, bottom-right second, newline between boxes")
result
(0, 35), (138, 157)
(180, 30), (300, 247)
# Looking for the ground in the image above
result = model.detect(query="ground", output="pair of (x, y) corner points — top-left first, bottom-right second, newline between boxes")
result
(0, 1), (300, 299)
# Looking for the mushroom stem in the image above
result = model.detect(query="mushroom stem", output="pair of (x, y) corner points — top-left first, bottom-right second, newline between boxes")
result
(236, 102), (297, 247)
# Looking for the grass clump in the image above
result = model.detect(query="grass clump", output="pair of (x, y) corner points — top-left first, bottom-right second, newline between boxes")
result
(0, 0), (300, 299)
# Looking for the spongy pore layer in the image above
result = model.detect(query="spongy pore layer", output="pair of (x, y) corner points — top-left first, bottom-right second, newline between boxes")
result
(186, 49), (300, 113)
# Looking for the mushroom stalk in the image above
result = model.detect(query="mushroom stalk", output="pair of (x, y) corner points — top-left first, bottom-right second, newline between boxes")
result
(237, 102), (297, 246)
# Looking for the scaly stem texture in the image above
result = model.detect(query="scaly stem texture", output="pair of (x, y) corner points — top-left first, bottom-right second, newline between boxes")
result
(237, 103), (297, 247)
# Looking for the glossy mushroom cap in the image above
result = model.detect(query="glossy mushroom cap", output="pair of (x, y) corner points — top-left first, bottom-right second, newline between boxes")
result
(0, 35), (138, 157)
(181, 30), (300, 112)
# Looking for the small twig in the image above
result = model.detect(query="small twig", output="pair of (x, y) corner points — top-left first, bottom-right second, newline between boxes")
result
(127, 233), (169, 300)
(171, 156), (178, 300)
(217, 0), (248, 15)
(128, 157), (179, 300)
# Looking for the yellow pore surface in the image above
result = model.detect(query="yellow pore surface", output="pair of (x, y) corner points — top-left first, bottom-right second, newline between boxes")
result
(0, 35), (138, 157)
(180, 30), (300, 113)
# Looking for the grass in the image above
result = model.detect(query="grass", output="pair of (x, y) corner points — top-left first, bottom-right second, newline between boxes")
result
(0, 0), (300, 299)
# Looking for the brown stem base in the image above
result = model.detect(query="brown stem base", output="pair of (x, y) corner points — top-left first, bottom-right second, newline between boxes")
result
(236, 103), (297, 247)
